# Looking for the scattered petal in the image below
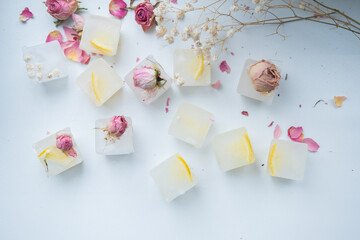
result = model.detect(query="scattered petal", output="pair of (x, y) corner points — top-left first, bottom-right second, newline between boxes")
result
(288, 126), (304, 142)
(241, 111), (248, 116)
(61, 41), (90, 64)
(72, 13), (85, 31)
(165, 107), (169, 113)
(268, 121), (274, 127)
(171, 0), (178, 3)
(219, 60), (231, 73)
(334, 96), (347, 107)
(46, 30), (63, 43)
(166, 97), (170, 106)
(303, 138), (320, 152)
(230, 52), (235, 56)
(109, 0), (128, 19)
(299, 104), (302, 108)
(136, 57), (140, 62)
(211, 80), (221, 89)
(274, 124), (281, 139)
(19, 7), (33, 22)
(63, 26), (78, 41)
(210, 118), (215, 123)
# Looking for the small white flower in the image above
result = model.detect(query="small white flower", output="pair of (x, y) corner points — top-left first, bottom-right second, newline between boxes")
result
(164, 34), (174, 44)
(176, 10), (185, 20)
(26, 63), (33, 71)
(201, 24), (209, 31)
(299, 3), (305, 9)
(191, 28), (200, 41)
(181, 32), (189, 41)
(255, 6), (262, 13)
(184, 25), (192, 33)
(52, 69), (60, 77)
(260, 0), (267, 5)
(184, 3), (194, 11)
(27, 70), (35, 78)
(230, 3), (240, 12)
(154, 8), (162, 17)
(47, 73), (53, 79)
(24, 55), (31, 62)
(252, 0), (260, 4)
(212, 55), (218, 61)
(216, 24), (223, 31)
(226, 28), (235, 38)
(155, 16), (164, 23)
(35, 63), (43, 71)
(156, 25), (167, 37)
(195, 41), (202, 48)
(159, 2), (167, 10)
(36, 72), (43, 80)
(171, 27), (179, 36)
(174, 73), (184, 86)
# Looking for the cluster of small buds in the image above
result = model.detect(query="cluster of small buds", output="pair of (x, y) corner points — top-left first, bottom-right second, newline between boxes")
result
(174, 73), (184, 86)
(299, 3), (306, 10)
(24, 56), (45, 81)
(226, 28), (235, 38)
(171, 27), (179, 36)
(184, 3), (194, 11)
(255, 6), (262, 13)
(164, 34), (174, 44)
(230, 3), (240, 12)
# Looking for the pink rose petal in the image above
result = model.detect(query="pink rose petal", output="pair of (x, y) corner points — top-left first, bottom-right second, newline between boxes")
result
(303, 138), (320, 152)
(171, 0), (177, 3)
(63, 26), (78, 41)
(230, 52), (235, 56)
(72, 13), (85, 31)
(334, 96), (347, 107)
(165, 107), (169, 113)
(211, 80), (221, 89)
(166, 97), (170, 106)
(268, 121), (274, 127)
(61, 41), (90, 64)
(136, 57), (140, 62)
(274, 124), (281, 139)
(288, 126), (304, 142)
(46, 30), (63, 43)
(109, 0), (128, 19)
(219, 60), (231, 73)
(19, 7), (33, 22)
(241, 111), (248, 116)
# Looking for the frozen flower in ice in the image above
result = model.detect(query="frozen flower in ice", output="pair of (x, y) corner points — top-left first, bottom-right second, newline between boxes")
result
(56, 134), (77, 157)
(133, 66), (158, 89)
(171, 27), (179, 36)
(184, 3), (194, 11)
(252, 0), (260, 4)
(230, 3), (240, 12)
(164, 34), (174, 44)
(45, 0), (79, 21)
(106, 116), (128, 138)
(255, 6), (262, 13)
(226, 28), (235, 38)
(249, 60), (280, 93)
(174, 73), (184, 86)
(109, 0), (128, 19)
(19, 7), (34, 22)
(156, 25), (167, 37)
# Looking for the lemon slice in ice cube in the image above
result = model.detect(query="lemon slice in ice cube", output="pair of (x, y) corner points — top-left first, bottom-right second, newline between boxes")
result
(92, 72), (106, 104)
(38, 146), (73, 166)
(194, 54), (204, 80)
(172, 155), (192, 182)
(90, 39), (112, 53)
(268, 144), (277, 175)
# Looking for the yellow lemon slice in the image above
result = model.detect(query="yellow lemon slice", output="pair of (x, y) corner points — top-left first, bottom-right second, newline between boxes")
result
(243, 133), (254, 163)
(90, 40), (112, 53)
(92, 72), (105, 104)
(38, 146), (73, 166)
(229, 133), (254, 163)
(194, 54), (204, 80)
(176, 155), (192, 182)
(268, 144), (277, 175)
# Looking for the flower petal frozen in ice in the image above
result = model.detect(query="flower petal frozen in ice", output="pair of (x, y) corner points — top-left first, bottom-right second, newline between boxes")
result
(274, 124), (281, 139)
(133, 66), (158, 89)
(107, 116), (128, 138)
(249, 59), (281, 93)
(19, 7), (34, 22)
(56, 134), (77, 157)
(109, 0), (128, 19)
(46, 30), (63, 43)
(303, 138), (320, 152)
(334, 96), (347, 107)
(219, 60), (231, 73)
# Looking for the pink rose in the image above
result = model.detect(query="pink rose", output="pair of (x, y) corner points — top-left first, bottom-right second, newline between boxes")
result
(107, 116), (128, 138)
(133, 66), (157, 89)
(45, 0), (79, 21)
(249, 60), (281, 93)
(134, 1), (155, 32)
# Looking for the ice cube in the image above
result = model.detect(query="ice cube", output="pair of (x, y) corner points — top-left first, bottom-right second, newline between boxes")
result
(211, 127), (255, 172)
(124, 55), (172, 104)
(237, 59), (278, 104)
(95, 116), (134, 155)
(32, 128), (82, 177)
(22, 41), (68, 83)
(173, 49), (211, 86)
(168, 102), (214, 148)
(150, 154), (198, 202)
(76, 58), (123, 106)
(79, 15), (121, 56)
(266, 139), (308, 180)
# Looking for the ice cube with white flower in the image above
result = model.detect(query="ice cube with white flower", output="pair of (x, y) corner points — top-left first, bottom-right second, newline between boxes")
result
(168, 102), (214, 148)
(95, 116), (134, 155)
(76, 58), (123, 106)
(237, 59), (281, 104)
(32, 128), (82, 177)
(266, 139), (308, 180)
(173, 49), (211, 86)
(150, 154), (198, 202)
(124, 55), (172, 104)
(211, 127), (255, 172)
(23, 41), (68, 83)
(79, 15), (121, 56)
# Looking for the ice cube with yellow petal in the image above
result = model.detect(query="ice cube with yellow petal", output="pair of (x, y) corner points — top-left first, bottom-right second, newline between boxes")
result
(76, 58), (123, 106)
(266, 139), (307, 180)
(32, 128), (82, 177)
(211, 127), (255, 172)
(79, 15), (121, 56)
(168, 102), (214, 148)
(173, 49), (211, 86)
(150, 154), (198, 202)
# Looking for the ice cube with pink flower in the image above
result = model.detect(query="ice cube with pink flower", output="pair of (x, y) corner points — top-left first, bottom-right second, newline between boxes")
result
(32, 128), (82, 177)
(95, 116), (134, 155)
(124, 55), (172, 104)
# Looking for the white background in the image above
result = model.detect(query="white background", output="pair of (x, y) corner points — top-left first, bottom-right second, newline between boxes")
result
(1, 0), (359, 239)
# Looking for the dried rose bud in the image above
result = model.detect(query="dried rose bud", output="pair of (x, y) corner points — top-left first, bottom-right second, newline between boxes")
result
(45, 0), (79, 21)
(56, 134), (73, 151)
(249, 60), (281, 93)
(133, 66), (158, 89)
(107, 116), (128, 138)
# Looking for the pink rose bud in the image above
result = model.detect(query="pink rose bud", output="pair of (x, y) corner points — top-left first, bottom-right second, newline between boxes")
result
(107, 116), (128, 138)
(133, 66), (157, 89)
(134, 1), (155, 32)
(56, 134), (73, 151)
(249, 60), (281, 93)
(45, 0), (79, 21)
(72, 13), (85, 32)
